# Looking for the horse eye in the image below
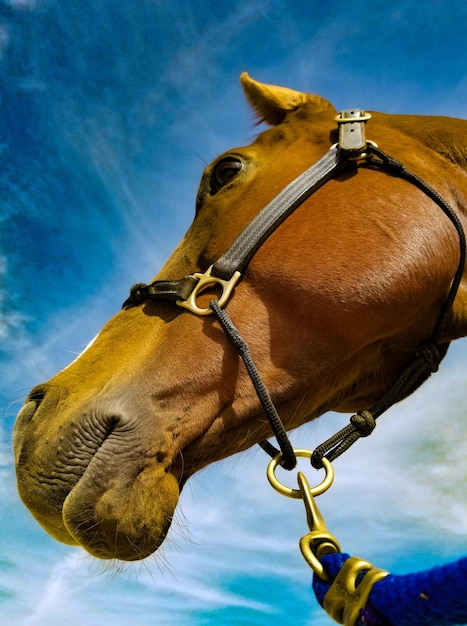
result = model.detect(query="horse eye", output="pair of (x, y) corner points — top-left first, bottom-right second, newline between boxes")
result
(211, 157), (243, 194)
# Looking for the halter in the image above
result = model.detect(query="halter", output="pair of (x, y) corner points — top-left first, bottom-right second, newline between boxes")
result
(123, 110), (466, 472)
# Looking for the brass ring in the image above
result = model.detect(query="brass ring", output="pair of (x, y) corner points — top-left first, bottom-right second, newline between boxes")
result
(176, 266), (241, 315)
(266, 449), (334, 499)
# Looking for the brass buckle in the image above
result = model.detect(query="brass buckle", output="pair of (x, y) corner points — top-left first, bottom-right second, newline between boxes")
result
(176, 265), (241, 315)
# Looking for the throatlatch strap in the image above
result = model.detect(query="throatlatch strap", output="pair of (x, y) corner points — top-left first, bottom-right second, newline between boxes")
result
(367, 145), (466, 345)
(311, 145), (466, 469)
(311, 342), (450, 469)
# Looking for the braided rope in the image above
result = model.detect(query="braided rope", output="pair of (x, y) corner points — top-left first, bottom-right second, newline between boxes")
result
(313, 553), (467, 626)
(209, 299), (297, 470)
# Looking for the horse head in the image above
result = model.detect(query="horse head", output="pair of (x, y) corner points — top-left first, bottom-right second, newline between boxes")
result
(14, 73), (467, 562)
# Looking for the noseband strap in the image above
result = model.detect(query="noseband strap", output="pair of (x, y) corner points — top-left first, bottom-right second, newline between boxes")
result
(123, 110), (466, 471)
(123, 276), (198, 308)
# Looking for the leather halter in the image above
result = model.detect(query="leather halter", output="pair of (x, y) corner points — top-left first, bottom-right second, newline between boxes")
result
(123, 143), (348, 312)
(124, 110), (369, 311)
(123, 110), (466, 470)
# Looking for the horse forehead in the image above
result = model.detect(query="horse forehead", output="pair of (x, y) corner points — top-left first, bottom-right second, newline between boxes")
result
(210, 108), (335, 166)
(253, 113), (333, 151)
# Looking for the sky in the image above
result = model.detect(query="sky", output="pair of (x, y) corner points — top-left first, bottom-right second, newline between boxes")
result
(0, 0), (466, 624)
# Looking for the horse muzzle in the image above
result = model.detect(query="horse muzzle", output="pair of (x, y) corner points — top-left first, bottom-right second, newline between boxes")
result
(13, 385), (180, 561)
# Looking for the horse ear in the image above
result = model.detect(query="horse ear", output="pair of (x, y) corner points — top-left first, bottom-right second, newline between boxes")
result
(443, 283), (467, 341)
(240, 72), (335, 125)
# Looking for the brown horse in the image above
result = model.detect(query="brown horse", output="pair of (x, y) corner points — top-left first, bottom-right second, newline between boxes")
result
(13, 73), (467, 563)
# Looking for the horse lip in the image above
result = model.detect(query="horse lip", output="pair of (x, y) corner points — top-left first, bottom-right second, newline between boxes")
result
(13, 401), (39, 464)
(60, 431), (180, 560)
(15, 399), (39, 427)
(14, 405), (122, 548)
(56, 414), (120, 490)
(15, 398), (181, 560)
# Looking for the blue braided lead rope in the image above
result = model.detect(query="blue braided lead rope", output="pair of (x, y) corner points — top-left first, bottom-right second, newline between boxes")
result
(313, 553), (467, 625)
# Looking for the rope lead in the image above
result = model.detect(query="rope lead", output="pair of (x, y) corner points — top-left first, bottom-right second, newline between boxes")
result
(313, 553), (467, 626)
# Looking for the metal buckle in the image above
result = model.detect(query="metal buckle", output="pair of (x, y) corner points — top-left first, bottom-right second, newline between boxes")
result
(335, 109), (372, 154)
(176, 265), (241, 315)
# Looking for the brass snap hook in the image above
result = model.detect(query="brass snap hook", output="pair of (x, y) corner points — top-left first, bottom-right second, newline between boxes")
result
(267, 450), (341, 580)
(297, 471), (341, 580)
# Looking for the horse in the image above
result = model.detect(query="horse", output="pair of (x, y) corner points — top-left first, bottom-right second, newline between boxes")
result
(13, 73), (467, 565)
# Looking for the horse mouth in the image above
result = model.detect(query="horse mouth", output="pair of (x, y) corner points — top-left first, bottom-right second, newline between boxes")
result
(14, 401), (180, 561)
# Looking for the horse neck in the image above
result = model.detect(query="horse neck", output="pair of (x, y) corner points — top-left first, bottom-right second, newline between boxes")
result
(388, 113), (467, 171)
(388, 114), (467, 230)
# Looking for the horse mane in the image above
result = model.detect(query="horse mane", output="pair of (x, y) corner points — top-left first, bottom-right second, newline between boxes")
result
(376, 113), (467, 169)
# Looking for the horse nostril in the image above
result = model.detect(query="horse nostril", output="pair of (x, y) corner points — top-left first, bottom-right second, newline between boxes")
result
(26, 385), (47, 410)
(28, 386), (46, 405)
(16, 386), (47, 428)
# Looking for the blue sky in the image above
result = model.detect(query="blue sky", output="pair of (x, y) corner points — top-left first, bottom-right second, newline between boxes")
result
(0, 0), (466, 624)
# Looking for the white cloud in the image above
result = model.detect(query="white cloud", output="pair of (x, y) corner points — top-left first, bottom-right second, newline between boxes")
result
(20, 554), (87, 626)
(2, 3), (466, 623)
(3, 339), (466, 624)
(0, 254), (29, 343)
(0, 25), (9, 64)
(5, 0), (40, 9)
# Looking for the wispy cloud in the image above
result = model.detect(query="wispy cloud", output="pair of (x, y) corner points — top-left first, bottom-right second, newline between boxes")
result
(2, 338), (466, 624)
(4, 0), (39, 9)
(2, 1), (466, 624)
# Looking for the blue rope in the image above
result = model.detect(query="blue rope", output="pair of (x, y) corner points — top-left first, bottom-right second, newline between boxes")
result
(313, 553), (467, 625)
